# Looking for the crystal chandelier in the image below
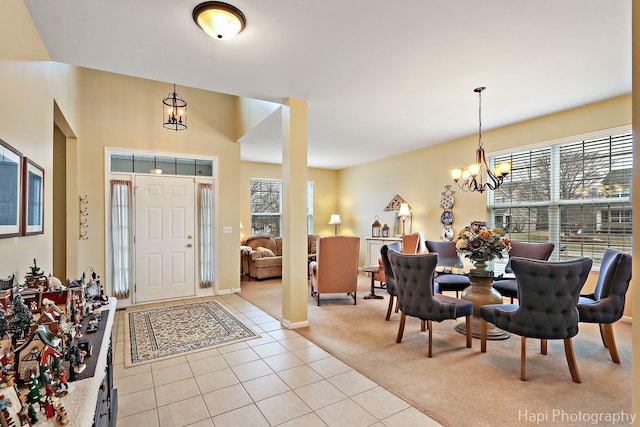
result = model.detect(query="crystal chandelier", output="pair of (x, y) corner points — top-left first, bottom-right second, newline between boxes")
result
(450, 87), (511, 193)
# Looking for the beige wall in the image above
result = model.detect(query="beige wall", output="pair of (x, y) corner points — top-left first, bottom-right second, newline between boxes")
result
(239, 161), (339, 240)
(0, 0), (244, 295)
(0, 0), (54, 280)
(76, 68), (242, 295)
(339, 95), (632, 312)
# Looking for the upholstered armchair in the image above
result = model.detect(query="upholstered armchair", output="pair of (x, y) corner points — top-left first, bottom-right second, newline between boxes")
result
(480, 257), (593, 382)
(401, 233), (421, 254)
(425, 240), (470, 298)
(492, 242), (555, 303)
(380, 242), (402, 321)
(577, 248), (632, 363)
(388, 251), (472, 357)
(309, 236), (360, 306)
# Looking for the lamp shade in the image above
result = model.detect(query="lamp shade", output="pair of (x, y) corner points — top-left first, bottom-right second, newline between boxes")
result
(328, 214), (342, 225)
(398, 203), (411, 217)
(193, 2), (246, 40)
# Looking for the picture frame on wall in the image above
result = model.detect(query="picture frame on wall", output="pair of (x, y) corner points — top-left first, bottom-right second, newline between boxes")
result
(23, 157), (44, 235)
(0, 139), (23, 238)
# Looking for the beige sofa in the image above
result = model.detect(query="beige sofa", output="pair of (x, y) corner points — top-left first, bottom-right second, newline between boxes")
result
(241, 234), (319, 280)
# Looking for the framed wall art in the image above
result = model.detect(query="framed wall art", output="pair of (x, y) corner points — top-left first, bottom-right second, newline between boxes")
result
(23, 157), (44, 235)
(0, 139), (23, 238)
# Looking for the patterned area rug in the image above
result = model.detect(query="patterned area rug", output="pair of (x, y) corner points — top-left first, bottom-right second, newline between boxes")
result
(125, 300), (259, 366)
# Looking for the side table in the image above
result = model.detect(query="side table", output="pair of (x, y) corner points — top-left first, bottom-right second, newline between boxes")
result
(240, 246), (252, 281)
(361, 266), (383, 299)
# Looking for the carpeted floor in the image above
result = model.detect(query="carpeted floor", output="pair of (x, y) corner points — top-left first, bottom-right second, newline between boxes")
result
(239, 276), (633, 427)
(125, 299), (259, 366)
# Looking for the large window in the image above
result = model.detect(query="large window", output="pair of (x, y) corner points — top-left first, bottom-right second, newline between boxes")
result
(488, 129), (632, 267)
(250, 178), (314, 236)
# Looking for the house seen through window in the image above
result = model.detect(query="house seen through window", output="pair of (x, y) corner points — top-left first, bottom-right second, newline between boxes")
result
(250, 179), (314, 236)
(487, 130), (632, 267)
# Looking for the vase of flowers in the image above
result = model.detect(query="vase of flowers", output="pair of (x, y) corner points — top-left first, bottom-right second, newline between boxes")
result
(455, 227), (510, 273)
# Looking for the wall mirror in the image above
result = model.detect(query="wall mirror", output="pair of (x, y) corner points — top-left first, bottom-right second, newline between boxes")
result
(0, 139), (23, 238)
(23, 158), (44, 235)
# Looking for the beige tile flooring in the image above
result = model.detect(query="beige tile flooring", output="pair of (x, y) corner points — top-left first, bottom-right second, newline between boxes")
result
(113, 293), (441, 427)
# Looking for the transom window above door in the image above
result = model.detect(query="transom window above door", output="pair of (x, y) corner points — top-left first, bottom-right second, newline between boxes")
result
(110, 153), (213, 177)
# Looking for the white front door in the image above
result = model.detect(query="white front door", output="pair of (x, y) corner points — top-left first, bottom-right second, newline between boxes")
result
(135, 175), (196, 303)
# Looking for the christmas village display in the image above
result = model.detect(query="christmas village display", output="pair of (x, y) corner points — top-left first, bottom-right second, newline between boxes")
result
(0, 260), (108, 426)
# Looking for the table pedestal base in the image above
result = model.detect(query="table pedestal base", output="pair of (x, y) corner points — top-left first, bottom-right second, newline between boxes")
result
(454, 274), (509, 340)
(455, 320), (509, 340)
(362, 267), (384, 300)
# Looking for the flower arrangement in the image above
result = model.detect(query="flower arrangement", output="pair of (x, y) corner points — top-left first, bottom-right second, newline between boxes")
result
(455, 227), (510, 262)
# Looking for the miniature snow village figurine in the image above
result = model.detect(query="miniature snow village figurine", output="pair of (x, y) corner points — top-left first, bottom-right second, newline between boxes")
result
(26, 375), (42, 412)
(86, 316), (99, 333)
(55, 403), (69, 425)
(6, 295), (34, 347)
(0, 394), (12, 416)
(24, 259), (48, 290)
(27, 403), (38, 425)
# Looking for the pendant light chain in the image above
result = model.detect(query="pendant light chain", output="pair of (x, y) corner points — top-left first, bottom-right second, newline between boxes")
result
(476, 87), (484, 149)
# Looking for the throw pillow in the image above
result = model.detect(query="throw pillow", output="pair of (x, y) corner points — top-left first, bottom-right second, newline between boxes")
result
(255, 246), (276, 257)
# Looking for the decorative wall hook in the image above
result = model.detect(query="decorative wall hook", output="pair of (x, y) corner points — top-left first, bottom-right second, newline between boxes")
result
(79, 195), (89, 240)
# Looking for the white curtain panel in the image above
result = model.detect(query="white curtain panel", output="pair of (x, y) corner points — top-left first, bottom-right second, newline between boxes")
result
(199, 183), (213, 288)
(111, 180), (132, 299)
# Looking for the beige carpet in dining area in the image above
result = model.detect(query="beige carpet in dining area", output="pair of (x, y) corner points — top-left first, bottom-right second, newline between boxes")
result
(239, 276), (633, 427)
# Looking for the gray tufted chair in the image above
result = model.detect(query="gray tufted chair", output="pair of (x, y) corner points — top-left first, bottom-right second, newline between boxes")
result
(425, 240), (470, 298)
(380, 242), (402, 321)
(388, 251), (473, 357)
(480, 256), (592, 382)
(492, 242), (555, 303)
(577, 248), (632, 363)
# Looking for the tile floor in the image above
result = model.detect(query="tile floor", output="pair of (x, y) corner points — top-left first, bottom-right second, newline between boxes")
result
(113, 293), (442, 427)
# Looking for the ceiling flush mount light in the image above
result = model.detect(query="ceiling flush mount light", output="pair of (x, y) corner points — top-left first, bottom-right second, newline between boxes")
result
(162, 84), (187, 131)
(450, 87), (511, 193)
(193, 2), (246, 40)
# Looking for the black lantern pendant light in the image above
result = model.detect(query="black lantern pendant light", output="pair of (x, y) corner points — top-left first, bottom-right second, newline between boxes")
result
(163, 84), (187, 131)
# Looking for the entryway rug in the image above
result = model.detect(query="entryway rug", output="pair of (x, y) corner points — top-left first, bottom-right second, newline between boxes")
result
(125, 299), (259, 366)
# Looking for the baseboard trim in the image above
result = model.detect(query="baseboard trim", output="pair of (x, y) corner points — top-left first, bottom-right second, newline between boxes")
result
(281, 318), (310, 329)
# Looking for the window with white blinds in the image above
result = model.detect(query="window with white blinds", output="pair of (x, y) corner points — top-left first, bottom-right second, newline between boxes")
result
(487, 130), (632, 266)
(250, 178), (314, 236)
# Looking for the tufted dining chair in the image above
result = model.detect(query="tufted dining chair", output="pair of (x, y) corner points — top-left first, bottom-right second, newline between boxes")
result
(425, 240), (470, 298)
(380, 243), (402, 321)
(480, 256), (592, 382)
(389, 251), (472, 357)
(577, 248), (632, 363)
(492, 242), (555, 303)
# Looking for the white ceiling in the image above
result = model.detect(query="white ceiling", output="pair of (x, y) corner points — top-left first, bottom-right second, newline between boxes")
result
(24, 0), (631, 170)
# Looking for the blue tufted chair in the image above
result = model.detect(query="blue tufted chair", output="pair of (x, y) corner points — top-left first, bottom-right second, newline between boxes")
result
(425, 240), (470, 298)
(380, 242), (402, 321)
(492, 242), (555, 303)
(480, 256), (592, 382)
(389, 251), (473, 357)
(577, 248), (632, 363)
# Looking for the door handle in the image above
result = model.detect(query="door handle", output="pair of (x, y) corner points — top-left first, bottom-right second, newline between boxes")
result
(187, 243), (193, 248)
(187, 234), (193, 239)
